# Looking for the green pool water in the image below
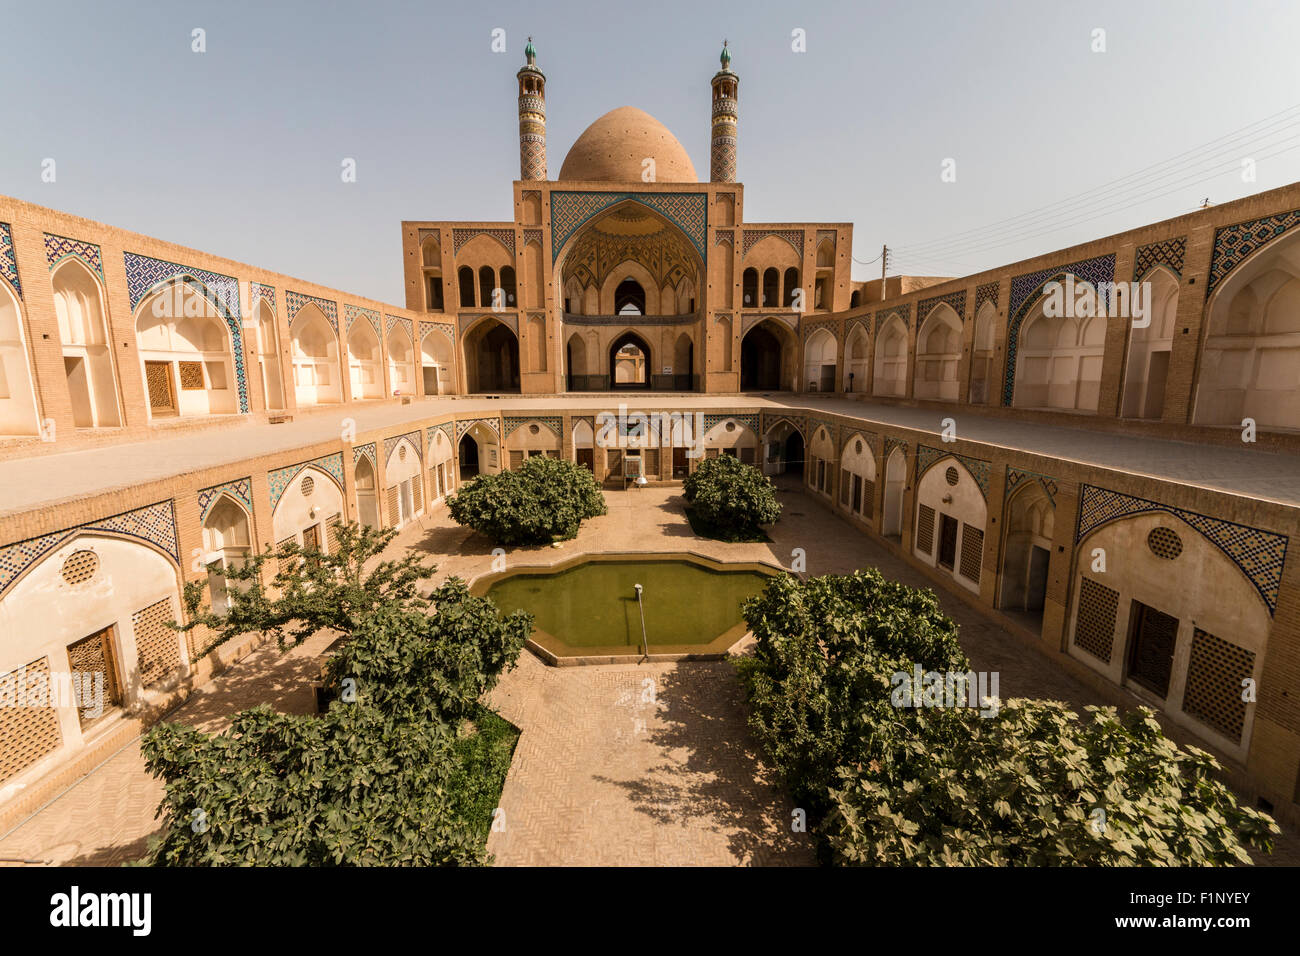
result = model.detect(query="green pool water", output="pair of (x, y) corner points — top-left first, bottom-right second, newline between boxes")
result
(484, 557), (775, 657)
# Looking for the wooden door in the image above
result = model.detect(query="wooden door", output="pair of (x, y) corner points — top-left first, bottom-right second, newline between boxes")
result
(938, 515), (959, 570)
(66, 628), (122, 729)
(1127, 602), (1178, 697)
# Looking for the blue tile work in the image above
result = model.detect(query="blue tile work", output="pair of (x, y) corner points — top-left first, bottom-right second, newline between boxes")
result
(917, 288), (968, 325)
(842, 428), (879, 453)
(285, 290), (338, 334)
(759, 412), (806, 438)
(550, 191), (708, 261)
(0, 500), (179, 598)
(1005, 466), (1058, 505)
(249, 282), (276, 312)
(503, 416), (562, 438)
(452, 228), (516, 255)
(801, 318), (838, 340)
(385, 314), (413, 344)
(1075, 484), (1288, 614)
(433, 422), (456, 447)
(352, 442), (377, 470)
(875, 303), (911, 334)
(268, 453), (345, 512)
(916, 444), (991, 499)
(0, 223), (20, 296)
(43, 234), (103, 279)
(420, 321), (455, 343)
(703, 413), (759, 435)
(383, 430), (423, 465)
(883, 436), (909, 460)
(974, 281), (999, 314)
(456, 418), (500, 440)
(1207, 210), (1300, 293)
(845, 317), (870, 343)
(197, 477), (254, 521)
(1133, 237), (1187, 280)
(742, 229), (803, 257)
(344, 304), (380, 338)
(1002, 253), (1116, 407)
(123, 252), (248, 414)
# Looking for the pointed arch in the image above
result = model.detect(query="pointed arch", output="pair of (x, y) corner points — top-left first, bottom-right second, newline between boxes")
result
(135, 277), (238, 418)
(347, 318), (383, 400)
(51, 257), (122, 428)
(915, 303), (961, 401)
(873, 315), (907, 397)
(386, 321), (415, 397)
(803, 328), (838, 392)
(969, 300), (998, 404)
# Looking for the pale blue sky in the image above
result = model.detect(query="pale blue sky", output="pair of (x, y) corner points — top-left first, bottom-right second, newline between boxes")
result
(4, 0), (1299, 302)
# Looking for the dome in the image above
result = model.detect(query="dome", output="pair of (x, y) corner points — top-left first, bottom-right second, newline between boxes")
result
(558, 107), (698, 183)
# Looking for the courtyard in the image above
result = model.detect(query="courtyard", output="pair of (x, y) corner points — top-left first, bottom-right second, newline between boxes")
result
(2, 481), (1294, 867)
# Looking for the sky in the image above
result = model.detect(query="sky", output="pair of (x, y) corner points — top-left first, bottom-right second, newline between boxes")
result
(4, 0), (1299, 303)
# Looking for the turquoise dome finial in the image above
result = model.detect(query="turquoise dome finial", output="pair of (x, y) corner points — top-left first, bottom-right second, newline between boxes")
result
(720, 39), (731, 69)
(525, 36), (537, 65)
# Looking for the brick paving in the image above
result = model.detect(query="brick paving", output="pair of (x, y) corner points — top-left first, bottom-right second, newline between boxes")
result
(1, 484), (1295, 866)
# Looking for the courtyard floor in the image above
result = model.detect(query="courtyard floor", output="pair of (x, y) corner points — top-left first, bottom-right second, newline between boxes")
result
(0, 483), (1296, 866)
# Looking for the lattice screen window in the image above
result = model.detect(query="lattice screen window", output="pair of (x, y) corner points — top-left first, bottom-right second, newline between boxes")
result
(132, 598), (182, 688)
(276, 535), (298, 575)
(178, 361), (205, 390)
(862, 480), (875, 516)
(644, 449), (659, 474)
(387, 486), (400, 525)
(916, 505), (935, 555)
(1073, 576), (1119, 663)
(326, 514), (343, 554)
(61, 550), (99, 586)
(0, 657), (63, 784)
(412, 477), (423, 513)
(1181, 628), (1255, 743)
(840, 470), (851, 505)
(145, 363), (173, 408)
(960, 525), (983, 583)
(509, 450), (525, 470)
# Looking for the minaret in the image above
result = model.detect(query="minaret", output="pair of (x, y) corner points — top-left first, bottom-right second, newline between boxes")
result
(517, 37), (547, 181)
(710, 40), (738, 182)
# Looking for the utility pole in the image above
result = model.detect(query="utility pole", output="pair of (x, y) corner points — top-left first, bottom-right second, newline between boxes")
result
(880, 244), (889, 288)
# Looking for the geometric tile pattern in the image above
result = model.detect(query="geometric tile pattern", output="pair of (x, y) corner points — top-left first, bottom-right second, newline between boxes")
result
(352, 442), (377, 470)
(522, 229), (544, 248)
(759, 412), (806, 438)
(345, 304), (381, 338)
(1207, 209), (1300, 293)
(455, 417), (501, 440)
(503, 416), (562, 438)
(742, 229), (803, 257)
(883, 436), (909, 461)
(432, 422), (456, 447)
(285, 290), (338, 334)
(801, 318), (838, 341)
(385, 314), (412, 344)
(122, 252), (248, 414)
(1005, 466), (1059, 505)
(0, 223), (20, 296)
(916, 444), (990, 499)
(1074, 484), (1288, 614)
(703, 413), (759, 436)
(453, 228), (516, 256)
(420, 321), (455, 344)
(875, 303), (911, 333)
(841, 428), (879, 455)
(197, 477), (254, 521)
(1003, 253), (1116, 407)
(43, 234), (103, 279)
(249, 282), (276, 312)
(267, 452), (345, 512)
(0, 500), (180, 598)
(1133, 236), (1187, 280)
(383, 430), (423, 464)
(974, 281), (999, 313)
(917, 288), (968, 325)
(550, 191), (708, 261)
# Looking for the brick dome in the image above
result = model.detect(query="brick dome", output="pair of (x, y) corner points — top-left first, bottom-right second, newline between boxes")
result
(558, 107), (698, 183)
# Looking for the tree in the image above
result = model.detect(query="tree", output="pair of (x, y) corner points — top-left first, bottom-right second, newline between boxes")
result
(142, 523), (532, 866)
(738, 570), (1278, 865)
(682, 454), (781, 539)
(447, 454), (606, 546)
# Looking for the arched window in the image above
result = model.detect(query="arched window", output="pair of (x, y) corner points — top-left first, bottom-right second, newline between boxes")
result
(458, 267), (475, 308)
(742, 268), (758, 307)
(478, 266), (496, 309)
(762, 268), (779, 307)
(500, 266), (517, 309)
(783, 268), (800, 308)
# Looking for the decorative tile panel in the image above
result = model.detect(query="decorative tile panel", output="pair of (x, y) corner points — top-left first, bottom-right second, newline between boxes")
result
(1207, 210), (1300, 293)
(43, 234), (103, 279)
(1005, 466), (1058, 505)
(759, 412), (806, 438)
(352, 442), (377, 469)
(883, 436), (909, 460)
(1075, 484), (1288, 614)
(197, 477), (254, 521)
(286, 291), (338, 334)
(268, 453), (345, 511)
(974, 281), (999, 313)
(249, 282), (276, 312)
(917, 289), (968, 324)
(453, 228), (516, 256)
(0, 223), (19, 296)
(344, 304), (380, 338)
(385, 314), (413, 342)
(1133, 237), (1187, 280)
(384, 430), (423, 464)
(522, 229), (543, 248)
(915, 444), (990, 498)
(714, 230), (734, 246)
(455, 418), (501, 440)
(875, 303), (911, 333)
(550, 191), (708, 261)
(1003, 253), (1116, 407)
(0, 500), (179, 597)
(420, 321), (455, 343)
(801, 318), (838, 340)
(703, 413), (759, 435)
(503, 416), (562, 438)
(742, 229), (803, 257)
(123, 252), (248, 413)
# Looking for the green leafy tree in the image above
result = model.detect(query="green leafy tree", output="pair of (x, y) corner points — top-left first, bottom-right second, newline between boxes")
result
(447, 454), (606, 545)
(682, 454), (781, 539)
(142, 523), (531, 866)
(738, 570), (1277, 865)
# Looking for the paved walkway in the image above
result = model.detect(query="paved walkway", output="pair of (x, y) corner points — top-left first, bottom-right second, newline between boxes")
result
(4, 393), (1300, 518)
(1, 485), (1295, 865)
